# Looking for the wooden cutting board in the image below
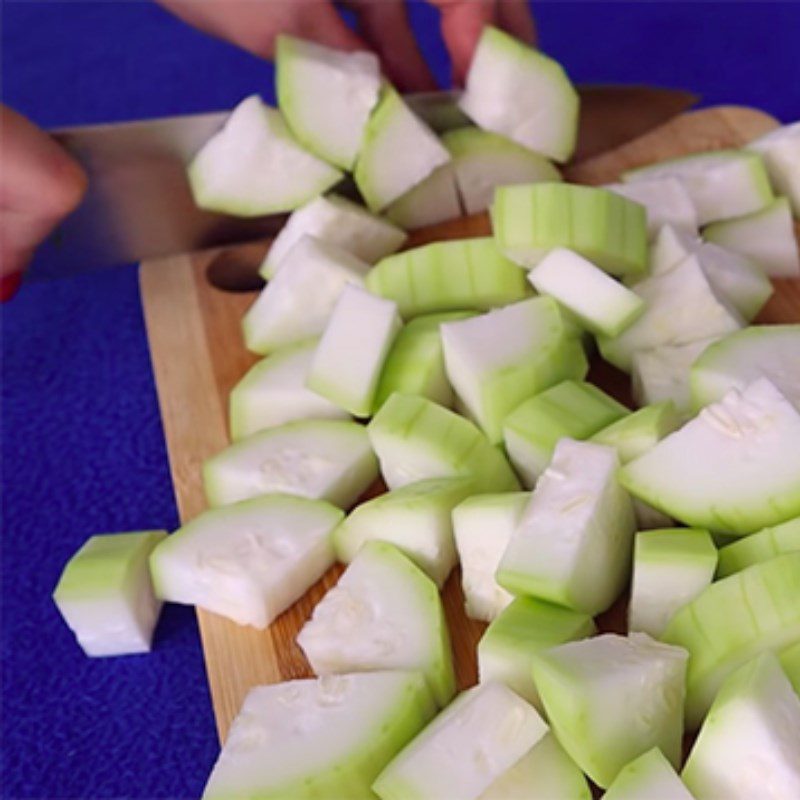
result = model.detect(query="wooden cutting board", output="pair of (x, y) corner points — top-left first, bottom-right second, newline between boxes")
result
(140, 106), (800, 743)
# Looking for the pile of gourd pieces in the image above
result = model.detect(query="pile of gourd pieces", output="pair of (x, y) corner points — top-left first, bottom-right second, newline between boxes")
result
(53, 26), (800, 800)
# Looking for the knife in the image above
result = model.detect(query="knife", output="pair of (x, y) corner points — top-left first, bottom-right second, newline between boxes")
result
(33, 86), (696, 279)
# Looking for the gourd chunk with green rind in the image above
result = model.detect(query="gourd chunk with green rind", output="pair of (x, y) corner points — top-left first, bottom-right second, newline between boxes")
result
(150, 495), (342, 629)
(453, 492), (529, 622)
(603, 747), (695, 800)
(373, 682), (549, 800)
(531, 633), (688, 789)
(53, 530), (166, 657)
(384, 164), (462, 230)
(716, 515), (800, 577)
(333, 477), (475, 587)
(682, 653), (800, 800)
(780, 641), (800, 697)
(478, 596), (595, 710)
(661, 552), (800, 730)
(440, 297), (589, 444)
(497, 439), (636, 615)
(374, 311), (474, 411)
(503, 379), (628, 487)
(188, 95), (342, 217)
(628, 528), (718, 638)
(203, 419), (378, 509)
(366, 237), (531, 319)
(367, 393), (520, 492)
(458, 26), (579, 163)
(621, 378), (800, 534)
(492, 183), (648, 276)
(590, 400), (681, 464)
(606, 177), (698, 238)
(297, 541), (456, 707)
(746, 121), (800, 216)
(202, 671), (437, 800)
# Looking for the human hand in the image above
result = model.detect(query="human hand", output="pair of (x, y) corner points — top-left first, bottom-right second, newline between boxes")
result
(157, 0), (536, 91)
(0, 106), (87, 300)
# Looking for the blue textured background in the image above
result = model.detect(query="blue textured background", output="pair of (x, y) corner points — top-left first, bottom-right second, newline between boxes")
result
(2, 2), (799, 798)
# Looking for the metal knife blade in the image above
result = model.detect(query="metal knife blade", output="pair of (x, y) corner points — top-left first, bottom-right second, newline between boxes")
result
(34, 86), (696, 279)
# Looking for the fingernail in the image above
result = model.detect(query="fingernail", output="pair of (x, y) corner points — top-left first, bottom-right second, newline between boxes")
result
(0, 271), (23, 302)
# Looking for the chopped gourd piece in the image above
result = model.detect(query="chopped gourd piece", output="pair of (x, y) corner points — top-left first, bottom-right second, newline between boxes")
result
(150, 495), (341, 629)
(779, 641), (800, 697)
(606, 177), (698, 238)
(203, 419), (378, 509)
(384, 164), (462, 230)
(746, 121), (800, 216)
(497, 439), (636, 615)
(628, 528), (718, 638)
(649, 224), (700, 276)
(603, 747), (695, 800)
(53, 530), (166, 657)
(716, 515), (800, 577)
(591, 400), (682, 464)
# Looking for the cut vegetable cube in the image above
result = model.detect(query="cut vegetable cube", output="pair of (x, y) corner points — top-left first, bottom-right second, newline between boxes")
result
(375, 311), (474, 411)
(497, 439), (636, 615)
(202, 670), (437, 800)
(528, 248), (645, 337)
(628, 528), (718, 638)
(603, 747), (695, 800)
(333, 477), (475, 587)
(307, 285), (401, 417)
(597, 255), (743, 372)
(203, 419), (377, 509)
(661, 552), (800, 729)
(590, 400), (682, 464)
(443, 126), (561, 215)
(780, 641), (800, 697)
(682, 653), (800, 800)
(242, 235), (370, 355)
(150, 495), (341, 628)
(531, 633), (688, 788)
(459, 26), (579, 163)
(492, 183), (648, 276)
(229, 340), (349, 440)
(716, 515), (800, 577)
(366, 237), (531, 319)
(373, 682), (548, 800)
(503, 380), (628, 488)
(479, 733), (591, 800)
(453, 492), (529, 622)
(52, 530), (166, 657)
(649, 224), (700, 276)
(621, 378), (800, 534)
(384, 164), (462, 230)
(441, 297), (590, 443)
(188, 95), (342, 216)
(631, 338), (719, 416)
(606, 177), (698, 238)
(297, 541), (455, 706)
(746, 121), (800, 216)
(622, 149), (773, 225)
(705, 196), (800, 277)
(276, 36), (381, 170)
(368, 393), (520, 492)
(478, 597), (595, 709)
(690, 325), (800, 411)
(260, 194), (406, 280)
(354, 85), (451, 212)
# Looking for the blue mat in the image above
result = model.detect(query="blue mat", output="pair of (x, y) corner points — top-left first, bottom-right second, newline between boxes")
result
(2, 3), (798, 797)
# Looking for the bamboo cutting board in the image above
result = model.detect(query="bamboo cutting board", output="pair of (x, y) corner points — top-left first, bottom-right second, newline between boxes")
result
(140, 106), (800, 742)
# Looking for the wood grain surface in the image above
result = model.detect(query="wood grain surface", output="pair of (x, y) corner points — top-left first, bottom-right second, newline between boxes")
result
(140, 106), (800, 742)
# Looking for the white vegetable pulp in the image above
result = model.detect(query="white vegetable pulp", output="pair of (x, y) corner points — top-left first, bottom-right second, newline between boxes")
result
(202, 671), (437, 800)
(296, 541), (455, 706)
(497, 439), (636, 615)
(385, 164), (462, 230)
(373, 682), (549, 800)
(188, 95), (341, 216)
(202, 419), (377, 509)
(259, 194), (406, 280)
(306, 284), (401, 417)
(603, 747), (695, 800)
(150, 495), (341, 629)
(276, 36), (381, 170)
(621, 378), (800, 534)
(242, 234), (370, 355)
(606, 177), (698, 238)
(746, 121), (800, 215)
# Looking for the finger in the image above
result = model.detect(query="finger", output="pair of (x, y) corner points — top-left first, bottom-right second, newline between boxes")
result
(157, 0), (366, 61)
(345, 0), (437, 91)
(0, 106), (87, 288)
(429, 0), (495, 86)
(496, 0), (537, 45)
